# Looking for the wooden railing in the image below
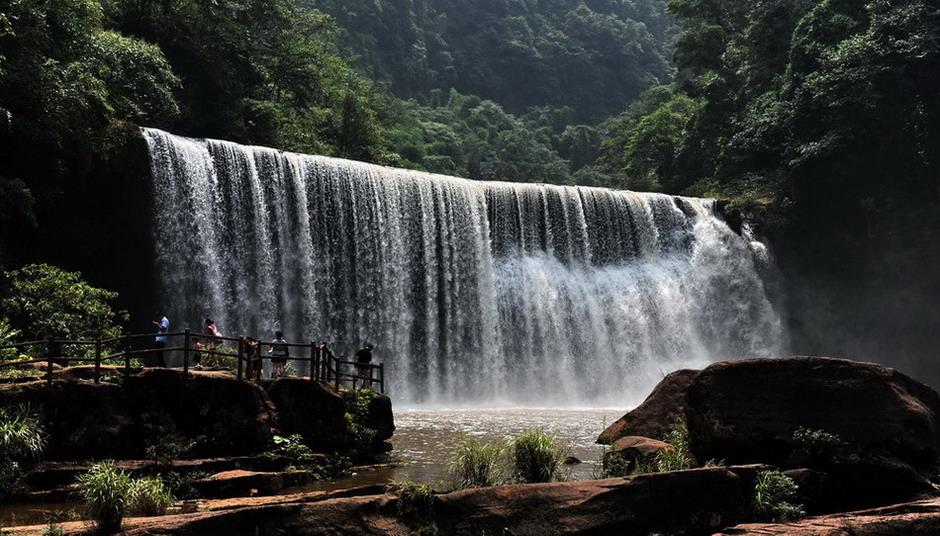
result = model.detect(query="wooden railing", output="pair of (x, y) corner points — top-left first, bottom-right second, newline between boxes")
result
(0, 330), (385, 393)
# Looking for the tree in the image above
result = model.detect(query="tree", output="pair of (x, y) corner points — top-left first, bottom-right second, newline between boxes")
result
(1, 264), (126, 341)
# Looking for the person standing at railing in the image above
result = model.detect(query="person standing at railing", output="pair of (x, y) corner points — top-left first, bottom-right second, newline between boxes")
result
(355, 343), (374, 388)
(268, 331), (289, 379)
(204, 319), (221, 339)
(152, 312), (169, 367)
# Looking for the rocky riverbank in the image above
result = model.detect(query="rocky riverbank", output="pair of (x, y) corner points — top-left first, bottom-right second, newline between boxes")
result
(4, 357), (940, 535)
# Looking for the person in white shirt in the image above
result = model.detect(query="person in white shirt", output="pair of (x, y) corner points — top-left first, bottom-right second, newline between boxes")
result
(152, 312), (170, 367)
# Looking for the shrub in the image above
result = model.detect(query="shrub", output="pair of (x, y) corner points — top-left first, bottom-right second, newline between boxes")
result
(40, 522), (64, 536)
(0, 318), (20, 360)
(509, 429), (564, 483)
(343, 388), (383, 459)
(389, 480), (437, 535)
(273, 434), (318, 470)
(0, 264), (126, 348)
(753, 469), (805, 522)
(792, 427), (847, 461)
(145, 434), (195, 467)
(655, 418), (694, 472)
(198, 342), (239, 370)
(450, 439), (503, 488)
(78, 462), (133, 533)
(271, 434), (351, 478)
(0, 405), (46, 501)
(129, 476), (174, 516)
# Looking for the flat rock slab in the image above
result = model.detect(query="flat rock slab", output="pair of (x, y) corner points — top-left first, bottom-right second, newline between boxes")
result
(717, 497), (940, 535)
(4, 466), (770, 536)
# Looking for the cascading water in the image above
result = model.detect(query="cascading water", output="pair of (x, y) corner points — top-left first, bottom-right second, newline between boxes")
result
(143, 128), (786, 406)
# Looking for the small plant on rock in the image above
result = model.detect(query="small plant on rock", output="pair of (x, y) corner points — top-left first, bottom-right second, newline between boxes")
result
(0, 405), (46, 501)
(753, 469), (805, 522)
(40, 522), (64, 536)
(450, 439), (504, 488)
(389, 480), (438, 536)
(78, 462), (133, 533)
(509, 429), (564, 483)
(145, 434), (195, 467)
(655, 418), (694, 472)
(129, 476), (174, 516)
(792, 426), (848, 462)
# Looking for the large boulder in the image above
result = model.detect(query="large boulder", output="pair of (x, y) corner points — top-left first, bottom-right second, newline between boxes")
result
(0, 370), (276, 459)
(598, 369), (698, 444)
(264, 378), (349, 451)
(123, 369), (275, 456)
(685, 357), (940, 473)
(434, 465), (767, 535)
(0, 380), (134, 459)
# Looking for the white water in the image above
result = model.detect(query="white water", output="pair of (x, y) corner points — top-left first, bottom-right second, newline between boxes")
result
(143, 128), (785, 405)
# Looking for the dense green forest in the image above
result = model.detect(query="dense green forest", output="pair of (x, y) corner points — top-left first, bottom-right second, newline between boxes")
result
(0, 0), (938, 376)
(0, 0), (679, 267)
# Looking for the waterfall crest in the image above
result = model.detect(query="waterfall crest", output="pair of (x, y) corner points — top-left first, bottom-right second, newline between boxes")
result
(143, 128), (785, 405)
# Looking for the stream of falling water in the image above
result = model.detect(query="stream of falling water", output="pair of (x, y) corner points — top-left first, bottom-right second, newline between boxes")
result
(143, 128), (785, 406)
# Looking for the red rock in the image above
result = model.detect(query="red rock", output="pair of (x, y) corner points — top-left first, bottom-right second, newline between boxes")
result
(716, 497), (940, 535)
(597, 369), (699, 444)
(685, 357), (940, 473)
(603, 436), (673, 471)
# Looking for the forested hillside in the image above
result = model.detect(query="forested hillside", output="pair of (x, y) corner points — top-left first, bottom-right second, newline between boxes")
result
(610, 0), (938, 382)
(312, 0), (672, 120)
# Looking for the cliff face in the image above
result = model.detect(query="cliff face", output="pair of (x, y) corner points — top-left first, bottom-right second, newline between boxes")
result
(0, 370), (394, 460)
(767, 196), (940, 390)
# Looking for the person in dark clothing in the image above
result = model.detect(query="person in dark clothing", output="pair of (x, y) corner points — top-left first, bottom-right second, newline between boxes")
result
(354, 343), (374, 388)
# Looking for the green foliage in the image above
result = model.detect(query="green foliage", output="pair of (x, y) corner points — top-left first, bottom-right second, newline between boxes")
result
(78, 461), (133, 533)
(792, 426), (847, 461)
(40, 522), (64, 536)
(509, 429), (564, 484)
(128, 476), (174, 516)
(753, 469), (805, 522)
(385, 90), (573, 183)
(655, 418), (695, 472)
(314, 0), (672, 121)
(197, 342), (239, 370)
(272, 434), (318, 470)
(0, 264), (126, 343)
(271, 434), (351, 479)
(0, 405), (46, 501)
(449, 439), (504, 489)
(343, 388), (382, 458)
(388, 480), (438, 536)
(0, 317), (19, 360)
(145, 434), (195, 467)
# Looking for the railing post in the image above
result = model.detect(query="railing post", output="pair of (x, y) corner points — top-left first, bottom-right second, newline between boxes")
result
(46, 337), (54, 385)
(310, 341), (317, 382)
(237, 337), (244, 380)
(94, 337), (102, 384)
(379, 363), (385, 394)
(183, 329), (191, 374)
(333, 350), (340, 392)
(124, 335), (131, 372)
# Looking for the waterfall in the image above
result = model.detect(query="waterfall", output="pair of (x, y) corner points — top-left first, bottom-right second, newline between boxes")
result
(143, 128), (786, 406)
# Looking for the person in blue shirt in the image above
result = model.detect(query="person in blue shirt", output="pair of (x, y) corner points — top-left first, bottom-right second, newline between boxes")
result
(152, 312), (169, 367)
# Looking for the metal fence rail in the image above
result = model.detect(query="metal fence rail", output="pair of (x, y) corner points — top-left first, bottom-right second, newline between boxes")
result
(0, 330), (385, 393)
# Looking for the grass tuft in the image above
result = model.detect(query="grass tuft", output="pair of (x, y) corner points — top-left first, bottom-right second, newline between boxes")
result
(509, 429), (564, 483)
